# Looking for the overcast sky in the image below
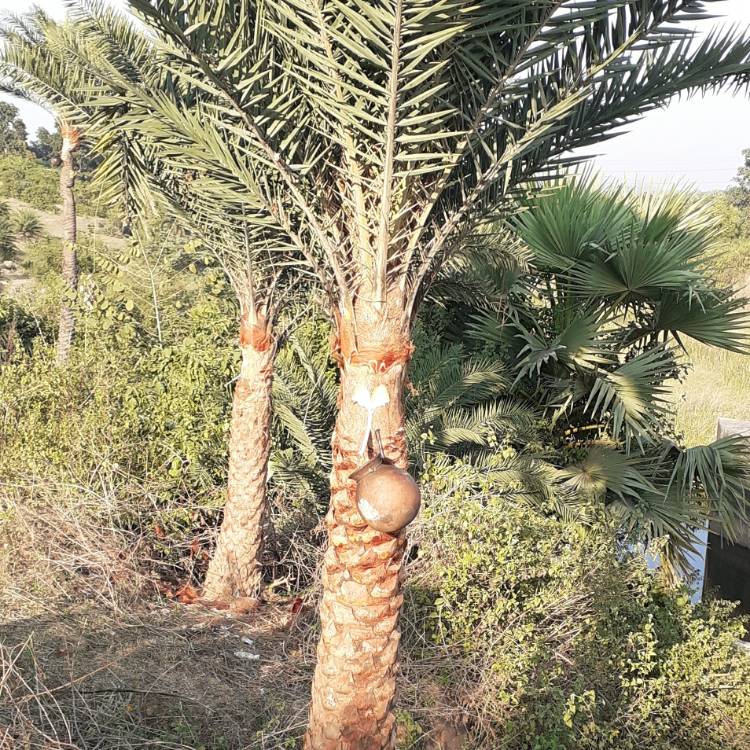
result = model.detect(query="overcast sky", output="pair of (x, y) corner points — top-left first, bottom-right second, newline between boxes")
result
(1, 0), (749, 191)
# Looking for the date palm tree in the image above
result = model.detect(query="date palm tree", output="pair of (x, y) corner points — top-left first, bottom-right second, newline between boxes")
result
(0, 8), (307, 602)
(0, 10), (85, 363)
(36, 1), (750, 746)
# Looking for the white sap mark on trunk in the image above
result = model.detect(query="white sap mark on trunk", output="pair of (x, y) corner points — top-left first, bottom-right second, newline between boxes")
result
(358, 496), (382, 522)
(352, 384), (390, 455)
(325, 687), (337, 709)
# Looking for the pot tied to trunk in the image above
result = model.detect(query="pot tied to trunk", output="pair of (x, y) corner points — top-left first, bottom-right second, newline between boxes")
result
(351, 456), (421, 535)
(305, 293), (416, 750)
(202, 310), (275, 603)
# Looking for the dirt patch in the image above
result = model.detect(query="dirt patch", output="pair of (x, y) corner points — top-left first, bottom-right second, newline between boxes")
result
(4, 198), (125, 250)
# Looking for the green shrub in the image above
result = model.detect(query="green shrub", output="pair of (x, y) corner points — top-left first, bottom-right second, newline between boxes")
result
(403, 456), (750, 749)
(12, 208), (43, 242)
(0, 295), (51, 359)
(0, 154), (117, 221)
(0, 297), (237, 513)
(0, 155), (59, 210)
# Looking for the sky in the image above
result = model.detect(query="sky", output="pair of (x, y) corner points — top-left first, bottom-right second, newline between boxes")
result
(1, 0), (750, 191)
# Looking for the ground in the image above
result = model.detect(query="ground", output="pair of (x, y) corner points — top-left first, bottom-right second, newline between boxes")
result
(1, 597), (315, 749)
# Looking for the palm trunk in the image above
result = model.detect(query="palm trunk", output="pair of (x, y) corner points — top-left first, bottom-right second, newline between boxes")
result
(305, 296), (411, 750)
(56, 132), (78, 365)
(202, 317), (275, 602)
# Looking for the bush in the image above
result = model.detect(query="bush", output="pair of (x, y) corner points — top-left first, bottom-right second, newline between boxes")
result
(0, 294), (51, 360)
(0, 293), (238, 580)
(12, 208), (43, 242)
(0, 154), (59, 210)
(0, 154), (118, 221)
(401, 456), (750, 749)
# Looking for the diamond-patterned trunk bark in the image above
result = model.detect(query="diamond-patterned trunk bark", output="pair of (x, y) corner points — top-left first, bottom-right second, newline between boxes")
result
(56, 138), (78, 365)
(305, 296), (411, 750)
(203, 337), (274, 601)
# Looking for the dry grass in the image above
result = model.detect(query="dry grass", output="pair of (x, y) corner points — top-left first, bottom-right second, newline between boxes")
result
(670, 341), (750, 446)
(0, 602), (315, 750)
(0, 475), (478, 749)
(0, 479), (317, 750)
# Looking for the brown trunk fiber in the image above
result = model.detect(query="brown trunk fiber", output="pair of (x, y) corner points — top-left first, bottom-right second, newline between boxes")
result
(202, 331), (275, 602)
(56, 133), (78, 365)
(305, 296), (411, 750)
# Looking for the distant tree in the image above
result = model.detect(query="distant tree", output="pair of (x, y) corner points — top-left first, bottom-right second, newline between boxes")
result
(0, 101), (28, 155)
(727, 148), (750, 209)
(32, 123), (99, 172)
(0, 16), (82, 364)
(30, 125), (62, 164)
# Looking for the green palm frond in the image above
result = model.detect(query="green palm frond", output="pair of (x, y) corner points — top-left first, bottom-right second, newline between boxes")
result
(651, 291), (750, 353)
(668, 437), (750, 541)
(424, 450), (564, 513)
(585, 346), (676, 448)
(561, 446), (658, 503)
(512, 179), (635, 271)
(6, 0), (746, 316)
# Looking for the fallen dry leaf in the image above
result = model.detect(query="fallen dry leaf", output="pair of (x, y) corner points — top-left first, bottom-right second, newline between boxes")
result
(175, 583), (200, 604)
(229, 597), (260, 614)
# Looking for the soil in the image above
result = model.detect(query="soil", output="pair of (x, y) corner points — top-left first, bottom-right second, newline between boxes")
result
(0, 198), (126, 296)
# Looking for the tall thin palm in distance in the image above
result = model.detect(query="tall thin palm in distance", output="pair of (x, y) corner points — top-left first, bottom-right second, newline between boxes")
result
(0, 10), (85, 363)
(9, 2), (750, 746)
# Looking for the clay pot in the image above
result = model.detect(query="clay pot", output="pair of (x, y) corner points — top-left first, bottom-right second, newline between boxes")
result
(350, 456), (421, 534)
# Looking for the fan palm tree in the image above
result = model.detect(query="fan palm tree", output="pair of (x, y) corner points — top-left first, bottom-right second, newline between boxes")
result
(34, 1), (750, 745)
(470, 179), (750, 570)
(0, 9), (309, 603)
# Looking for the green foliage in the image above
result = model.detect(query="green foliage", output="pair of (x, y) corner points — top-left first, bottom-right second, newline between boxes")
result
(464, 179), (750, 570)
(21, 233), (100, 282)
(0, 101), (28, 155)
(405, 458), (750, 749)
(29, 124), (61, 164)
(0, 225), (240, 576)
(11, 208), (42, 242)
(6, 1), (750, 323)
(0, 294), (49, 359)
(0, 297), (236, 495)
(0, 154), (58, 210)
